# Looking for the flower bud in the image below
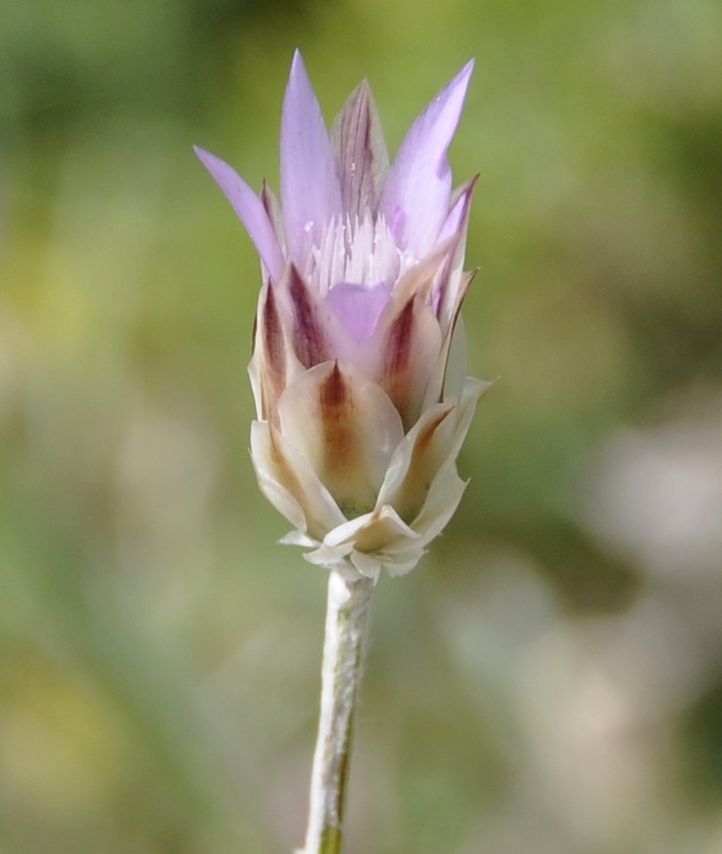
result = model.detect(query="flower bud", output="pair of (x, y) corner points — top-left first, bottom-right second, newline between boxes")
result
(196, 51), (491, 580)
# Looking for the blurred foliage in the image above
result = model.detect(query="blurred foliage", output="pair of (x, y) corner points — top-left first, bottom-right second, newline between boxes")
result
(1, 0), (722, 852)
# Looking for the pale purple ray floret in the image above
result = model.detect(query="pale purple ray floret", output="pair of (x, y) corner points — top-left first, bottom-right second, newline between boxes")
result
(195, 51), (488, 579)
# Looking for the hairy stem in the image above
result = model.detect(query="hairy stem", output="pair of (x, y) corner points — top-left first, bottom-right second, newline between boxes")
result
(298, 569), (374, 854)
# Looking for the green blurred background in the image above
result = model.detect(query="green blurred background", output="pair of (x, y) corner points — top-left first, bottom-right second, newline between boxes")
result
(2, 1), (722, 852)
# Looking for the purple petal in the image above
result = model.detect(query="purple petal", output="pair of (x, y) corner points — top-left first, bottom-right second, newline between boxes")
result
(325, 282), (392, 342)
(194, 146), (284, 281)
(379, 60), (474, 258)
(281, 51), (342, 263)
(331, 80), (389, 217)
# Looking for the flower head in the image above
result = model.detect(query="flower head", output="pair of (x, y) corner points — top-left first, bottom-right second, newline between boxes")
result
(196, 51), (491, 580)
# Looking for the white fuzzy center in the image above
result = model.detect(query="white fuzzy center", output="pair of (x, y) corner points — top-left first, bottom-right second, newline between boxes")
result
(303, 212), (417, 297)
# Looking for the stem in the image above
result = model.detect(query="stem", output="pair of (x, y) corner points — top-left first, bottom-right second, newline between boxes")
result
(298, 568), (374, 854)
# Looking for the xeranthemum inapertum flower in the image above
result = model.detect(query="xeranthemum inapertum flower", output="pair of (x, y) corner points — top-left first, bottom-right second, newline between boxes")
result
(196, 51), (491, 581)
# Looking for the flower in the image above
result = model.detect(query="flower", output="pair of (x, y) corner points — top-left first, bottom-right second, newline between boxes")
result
(195, 51), (491, 581)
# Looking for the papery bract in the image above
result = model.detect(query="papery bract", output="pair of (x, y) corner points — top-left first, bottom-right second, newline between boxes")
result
(196, 51), (491, 581)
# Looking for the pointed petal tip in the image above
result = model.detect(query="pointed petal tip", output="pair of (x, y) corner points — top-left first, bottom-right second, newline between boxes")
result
(445, 58), (474, 102)
(193, 144), (212, 165)
(285, 50), (313, 106)
(431, 59), (474, 121)
(288, 49), (310, 87)
(452, 59), (475, 89)
(194, 145), (285, 280)
(194, 145), (230, 177)
(354, 78), (373, 98)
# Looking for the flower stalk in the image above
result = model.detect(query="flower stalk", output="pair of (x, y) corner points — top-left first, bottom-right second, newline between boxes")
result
(299, 569), (374, 854)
